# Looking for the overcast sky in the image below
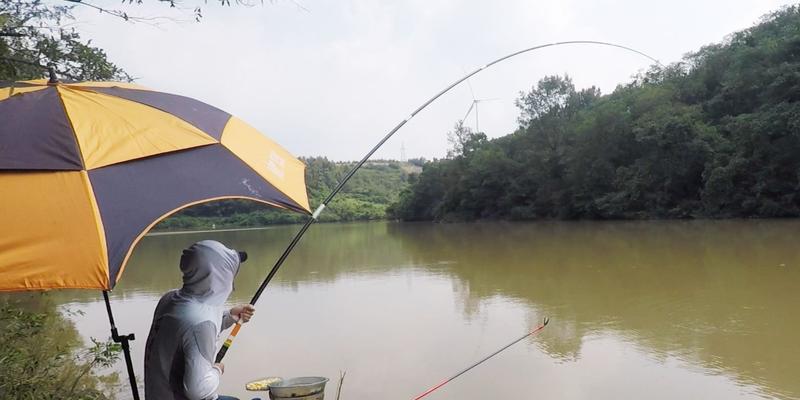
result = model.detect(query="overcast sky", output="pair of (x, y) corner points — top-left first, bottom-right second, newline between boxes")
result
(69, 0), (796, 161)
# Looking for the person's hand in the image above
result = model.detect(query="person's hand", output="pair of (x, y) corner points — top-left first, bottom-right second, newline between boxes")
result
(214, 362), (225, 375)
(230, 304), (255, 323)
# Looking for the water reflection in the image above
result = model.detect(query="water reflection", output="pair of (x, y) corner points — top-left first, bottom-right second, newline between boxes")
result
(50, 221), (799, 399)
(386, 220), (800, 399)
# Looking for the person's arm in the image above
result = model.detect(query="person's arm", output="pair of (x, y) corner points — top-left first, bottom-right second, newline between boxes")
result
(183, 321), (222, 400)
(221, 309), (236, 330)
(222, 304), (256, 330)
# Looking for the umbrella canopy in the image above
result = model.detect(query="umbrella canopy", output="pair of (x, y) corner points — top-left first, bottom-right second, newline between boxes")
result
(0, 79), (311, 291)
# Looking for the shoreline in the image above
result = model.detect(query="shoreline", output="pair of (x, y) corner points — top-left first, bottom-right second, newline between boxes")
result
(146, 226), (284, 236)
(147, 217), (800, 236)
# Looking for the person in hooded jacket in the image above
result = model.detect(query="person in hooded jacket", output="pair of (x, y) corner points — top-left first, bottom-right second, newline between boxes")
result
(144, 240), (256, 400)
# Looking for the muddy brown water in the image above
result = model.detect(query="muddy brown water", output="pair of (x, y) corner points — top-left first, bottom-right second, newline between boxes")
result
(48, 220), (800, 399)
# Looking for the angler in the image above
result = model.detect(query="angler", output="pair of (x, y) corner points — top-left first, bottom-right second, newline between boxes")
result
(144, 240), (255, 400)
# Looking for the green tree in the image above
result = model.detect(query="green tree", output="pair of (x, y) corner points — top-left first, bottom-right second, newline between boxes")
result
(447, 121), (487, 158)
(390, 5), (800, 222)
(0, 0), (129, 81)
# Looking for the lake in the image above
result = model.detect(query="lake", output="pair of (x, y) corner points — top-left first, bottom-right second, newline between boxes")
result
(51, 220), (800, 399)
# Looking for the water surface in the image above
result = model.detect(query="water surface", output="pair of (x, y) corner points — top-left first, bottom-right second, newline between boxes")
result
(53, 220), (800, 399)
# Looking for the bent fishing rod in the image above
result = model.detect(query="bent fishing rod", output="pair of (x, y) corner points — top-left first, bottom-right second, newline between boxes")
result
(216, 40), (660, 363)
(412, 317), (549, 400)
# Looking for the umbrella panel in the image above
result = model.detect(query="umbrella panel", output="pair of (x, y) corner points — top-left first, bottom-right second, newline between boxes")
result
(89, 144), (308, 287)
(0, 88), (83, 170)
(0, 170), (108, 290)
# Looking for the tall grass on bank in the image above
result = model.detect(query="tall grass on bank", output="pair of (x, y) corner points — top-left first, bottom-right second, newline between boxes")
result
(0, 294), (120, 400)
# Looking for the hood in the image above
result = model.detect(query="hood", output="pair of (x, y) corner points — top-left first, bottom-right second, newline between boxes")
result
(178, 240), (243, 306)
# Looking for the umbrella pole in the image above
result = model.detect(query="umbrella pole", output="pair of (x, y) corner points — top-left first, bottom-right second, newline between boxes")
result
(102, 290), (140, 400)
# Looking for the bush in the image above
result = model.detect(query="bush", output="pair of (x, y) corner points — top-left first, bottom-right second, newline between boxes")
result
(0, 294), (120, 400)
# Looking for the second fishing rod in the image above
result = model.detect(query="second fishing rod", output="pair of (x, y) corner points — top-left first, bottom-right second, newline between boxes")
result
(215, 40), (661, 363)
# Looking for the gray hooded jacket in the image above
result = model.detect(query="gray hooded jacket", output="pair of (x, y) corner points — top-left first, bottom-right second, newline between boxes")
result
(144, 240), (242, 400)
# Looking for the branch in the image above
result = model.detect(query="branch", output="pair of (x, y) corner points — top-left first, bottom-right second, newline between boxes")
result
(288, 0), (310, 12)
(59, 0), (308, 24)
(0, 56), (83, 81)
(63, 0), (196, 24)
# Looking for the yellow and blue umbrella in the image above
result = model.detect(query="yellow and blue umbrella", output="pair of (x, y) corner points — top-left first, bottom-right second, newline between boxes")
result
(0, 78), (311, 292)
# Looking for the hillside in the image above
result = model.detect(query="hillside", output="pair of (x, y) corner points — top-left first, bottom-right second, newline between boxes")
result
(155, 157), (416, 230)
(389, 6), (800, 221)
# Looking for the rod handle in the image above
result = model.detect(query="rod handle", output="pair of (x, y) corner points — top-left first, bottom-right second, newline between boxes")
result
(215, 322), (242, 363)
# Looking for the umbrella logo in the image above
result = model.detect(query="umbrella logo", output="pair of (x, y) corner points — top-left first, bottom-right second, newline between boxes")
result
(266, 151), (286, 180)
(240, 178), (261, 196)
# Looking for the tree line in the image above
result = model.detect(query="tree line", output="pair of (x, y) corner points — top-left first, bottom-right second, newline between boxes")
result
(388, 6), (800, 221)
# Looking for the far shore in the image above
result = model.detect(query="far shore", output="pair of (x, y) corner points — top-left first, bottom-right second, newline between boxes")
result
(146, 225), (284, 236)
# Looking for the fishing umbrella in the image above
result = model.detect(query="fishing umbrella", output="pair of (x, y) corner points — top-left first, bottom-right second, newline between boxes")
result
(0, 75), (311, 399)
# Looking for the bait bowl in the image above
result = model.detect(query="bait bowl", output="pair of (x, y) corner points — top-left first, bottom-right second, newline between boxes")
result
(268, 376), (329, 399)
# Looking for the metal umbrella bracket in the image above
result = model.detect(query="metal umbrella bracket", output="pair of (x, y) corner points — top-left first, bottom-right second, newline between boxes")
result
(103, 291), (140, 400)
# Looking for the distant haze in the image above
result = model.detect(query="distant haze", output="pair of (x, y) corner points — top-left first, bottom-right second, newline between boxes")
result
(71, 0), (795, 160)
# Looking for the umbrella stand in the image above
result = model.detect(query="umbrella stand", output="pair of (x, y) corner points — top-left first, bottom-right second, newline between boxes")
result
(102, 290), (140, 400)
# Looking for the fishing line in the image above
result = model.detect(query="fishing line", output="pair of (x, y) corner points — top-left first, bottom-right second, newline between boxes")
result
(412, 317), (550, 400)
(216, 40), (661, 363)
